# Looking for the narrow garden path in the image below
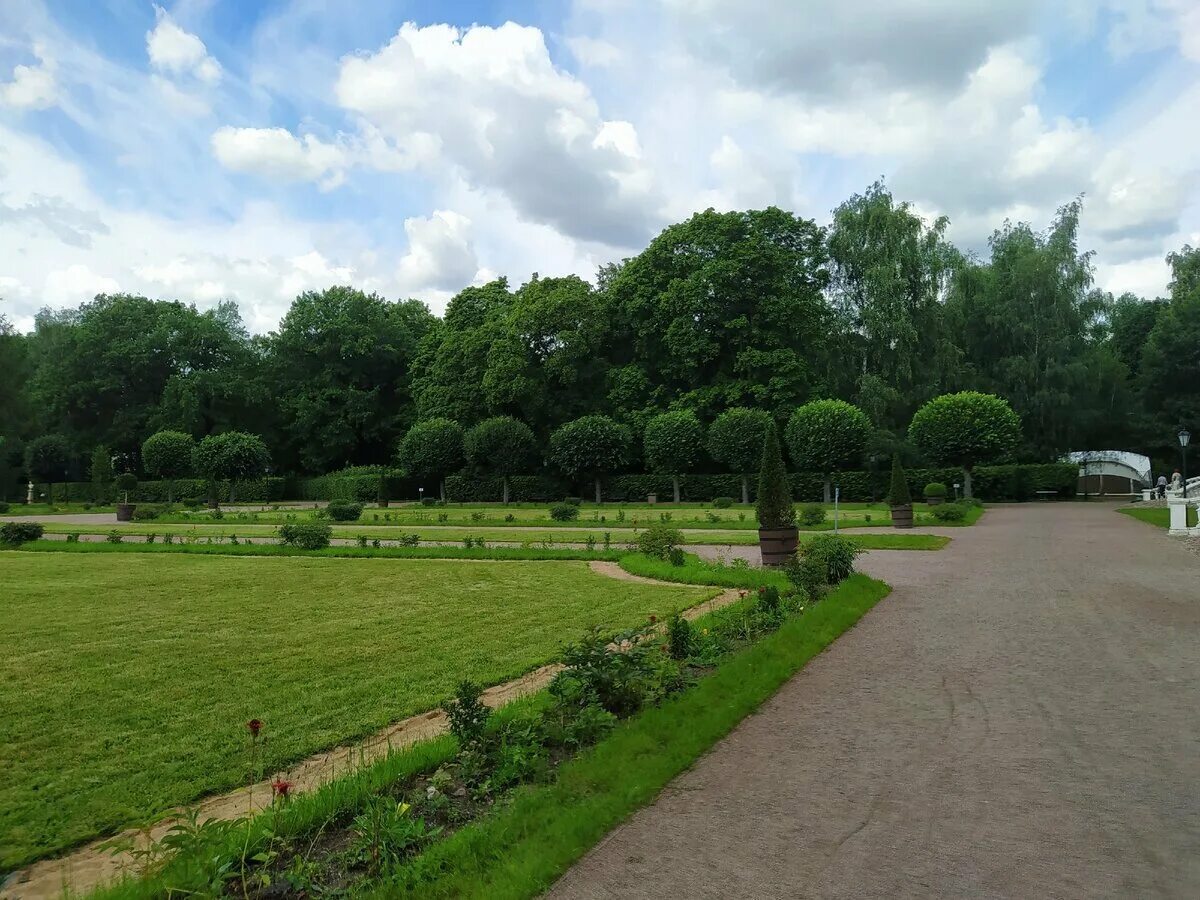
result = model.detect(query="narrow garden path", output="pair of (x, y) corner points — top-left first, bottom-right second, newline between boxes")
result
(0, 563), (738, 900)
(549, 503), (1200, 899)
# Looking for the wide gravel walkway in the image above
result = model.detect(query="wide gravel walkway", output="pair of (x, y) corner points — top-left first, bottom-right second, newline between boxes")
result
(549, 503), (1200, 899)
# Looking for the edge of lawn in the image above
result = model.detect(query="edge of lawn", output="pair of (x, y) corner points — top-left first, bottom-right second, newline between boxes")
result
(1117, 505), (1197, 529)
(92, 573), (889, 900)
(373, 573), (890, 899)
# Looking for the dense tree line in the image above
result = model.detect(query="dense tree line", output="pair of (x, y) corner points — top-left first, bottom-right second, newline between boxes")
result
(1, 182), (1196, 495)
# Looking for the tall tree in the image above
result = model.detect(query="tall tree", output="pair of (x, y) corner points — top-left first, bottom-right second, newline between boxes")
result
(268, 288), (434, 472)
(947, 202), (1109, 459)
(826, 181), (962, 428)
(1141, 246), (1200, 455)
(643, 410), (704, 503)
(463, 416), (538, 504)
(605, 207), (830, 421)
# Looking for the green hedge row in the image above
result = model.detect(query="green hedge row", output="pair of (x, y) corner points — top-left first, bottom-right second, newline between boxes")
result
(22, 463), (1078, 506)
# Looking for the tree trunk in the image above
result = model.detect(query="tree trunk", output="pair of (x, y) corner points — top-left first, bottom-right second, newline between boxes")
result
(741, 475), (749, 505)
(672, 475), (681, 504)
(823, 476), (832, 504)
(962, 468), (973, 499)
(440, 478), (446, 502)
(594, 476), (602, 504)
(167, 480), (174, 505)
(229, 480), (236, 504)
(502, 475), (510, 505)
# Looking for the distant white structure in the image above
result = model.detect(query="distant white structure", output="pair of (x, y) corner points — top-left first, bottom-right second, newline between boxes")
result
(1066, 450), (1151, 496)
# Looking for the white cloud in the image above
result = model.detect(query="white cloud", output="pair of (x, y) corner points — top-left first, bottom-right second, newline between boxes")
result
(396, 211), (480, 292)
(43, 264), (119, 304)
(333, 22), (662, 247)
(146, 5), (221, 83)
(567, 36), (623, 67)
(211, 127), (348, 189)
(0, 43), (56, 110)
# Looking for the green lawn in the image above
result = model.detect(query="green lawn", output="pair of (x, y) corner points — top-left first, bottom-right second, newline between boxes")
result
(1118, 505), (1197, 528)
(0, 553), (712, 872)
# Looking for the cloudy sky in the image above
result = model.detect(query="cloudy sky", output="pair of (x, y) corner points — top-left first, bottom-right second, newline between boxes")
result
(1, 0), (1197, 332)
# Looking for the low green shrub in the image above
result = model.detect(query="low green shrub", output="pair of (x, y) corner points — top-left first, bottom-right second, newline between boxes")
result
(181, 497), (201, 509)
(563, 496), (582, 506)
(711, 496), (734, 508)
(105, 531), (123, 544)
(924, 482), (948, 499)
(0, 522), (44, 545)
(783, 553), (826, 599)
(277, 522), (333, 550)
(131, 504), (166, 521)
(421, 497), (439, 507)
(636, 524), (685, 560)
(930, 502), (967, 522)
(550, 502), (580, 521)
(799, 503), (826, 526)
(0, 501), (9, 514)
(327, 500), (364, 522)
(801, 533), (861, 585)
(667, 614), (693, 660)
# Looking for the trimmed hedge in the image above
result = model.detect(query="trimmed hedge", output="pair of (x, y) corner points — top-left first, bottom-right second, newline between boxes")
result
(294, 473), (413, 502)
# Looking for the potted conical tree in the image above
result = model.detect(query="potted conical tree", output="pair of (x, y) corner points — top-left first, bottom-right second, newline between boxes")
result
(756, 425), (798, 566)
(114, 472), (138, 522)
(888, 455), (913, 529)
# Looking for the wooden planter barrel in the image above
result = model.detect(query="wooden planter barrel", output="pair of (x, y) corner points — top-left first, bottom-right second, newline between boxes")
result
(115, 503), (136, 522)
(758, 526), (799, 566)
(891, 504), (914, 529)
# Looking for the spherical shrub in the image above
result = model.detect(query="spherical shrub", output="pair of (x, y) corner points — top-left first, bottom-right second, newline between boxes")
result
(636, 524), (685, 560)
(712, 496), (734, 508)
(924, 482), (948, 499)
(799, 503), (826, 526)
(131, 504), (165, 521)
(326, 500), (364, 522)
(550, 502), (580, 521)
(801, 533), (861, 585)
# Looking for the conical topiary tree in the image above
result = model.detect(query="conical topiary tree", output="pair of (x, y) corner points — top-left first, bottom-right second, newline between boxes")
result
(756, 425), (795, 529)
(887, 453), (911, 507)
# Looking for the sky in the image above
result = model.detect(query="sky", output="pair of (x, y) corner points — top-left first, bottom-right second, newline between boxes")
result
(1, 0), (1198, 333)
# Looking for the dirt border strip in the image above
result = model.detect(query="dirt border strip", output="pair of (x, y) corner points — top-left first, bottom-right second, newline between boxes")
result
(1, 563), (740, 900)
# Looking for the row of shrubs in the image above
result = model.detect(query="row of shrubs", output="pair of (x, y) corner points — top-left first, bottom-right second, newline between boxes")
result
(17, 462), (1077, 508)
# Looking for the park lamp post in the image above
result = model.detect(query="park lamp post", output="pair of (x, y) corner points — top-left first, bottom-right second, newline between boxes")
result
(1180, 429), (1191, 498)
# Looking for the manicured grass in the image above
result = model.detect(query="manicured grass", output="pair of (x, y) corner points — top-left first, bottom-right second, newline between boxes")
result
(377, 574), (891, 897)
(0, 553), (713, 871)
(620, 553), (793, 591)
(1118, 505), (1197, 528)
(0, 503), (117, 515)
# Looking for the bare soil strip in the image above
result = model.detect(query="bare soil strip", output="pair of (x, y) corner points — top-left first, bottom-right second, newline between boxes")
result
(1, 562), (739, 900)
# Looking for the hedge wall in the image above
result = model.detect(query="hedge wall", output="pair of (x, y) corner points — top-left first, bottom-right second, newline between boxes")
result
(32, 477), (289, 504)
(293, 473), (415, 502)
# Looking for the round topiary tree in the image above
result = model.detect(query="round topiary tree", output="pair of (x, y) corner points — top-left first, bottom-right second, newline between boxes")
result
(464, 416), (538, 504)
(706, 407), (774, 504)
(908, 391), (1021, 498)
(397, 418), (465, 501)
(24, 435), (72, 505)
(141, 430), (195, 504)
(549, 415), (630, 503)
(192, 431), (270, 505)
(643, 410), (704, 503)
(784, 399), (871, 504)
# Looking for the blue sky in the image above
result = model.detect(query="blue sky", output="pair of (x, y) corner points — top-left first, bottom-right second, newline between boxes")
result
(2, 0), (1198, 332)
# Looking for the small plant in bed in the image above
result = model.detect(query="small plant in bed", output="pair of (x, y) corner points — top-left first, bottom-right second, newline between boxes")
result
(277, 522), (333, 550)
(327, 500), (364, 522)
(1, 522), (44, 545)
(636, 524), (685, 560)
(930, 501), (967, 522)
(799, 503), (826, 526)
(550, 502), (580, 521)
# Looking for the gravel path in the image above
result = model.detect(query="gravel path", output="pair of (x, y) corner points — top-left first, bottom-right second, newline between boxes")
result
(549, 503), (1200, 899)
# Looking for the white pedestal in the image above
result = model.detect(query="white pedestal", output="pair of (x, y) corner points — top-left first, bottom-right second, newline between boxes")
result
(1168, 498), (1191, 535)
(1141, 489), (1153, 502)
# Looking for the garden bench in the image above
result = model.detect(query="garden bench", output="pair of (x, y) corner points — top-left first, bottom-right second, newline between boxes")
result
(1035, 490), (1057, 500)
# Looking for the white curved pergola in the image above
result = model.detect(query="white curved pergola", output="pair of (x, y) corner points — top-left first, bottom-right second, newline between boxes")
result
(1065, 450), (1151, 487)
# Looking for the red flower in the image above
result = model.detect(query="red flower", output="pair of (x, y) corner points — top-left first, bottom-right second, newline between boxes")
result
(271, 777), (293, 799)
(247, 719), (263, 738)
(648, 615), (657, 624)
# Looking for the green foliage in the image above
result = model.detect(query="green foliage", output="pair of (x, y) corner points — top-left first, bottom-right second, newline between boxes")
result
(24, 435), (71, 483)
(397, 418), (465, 482)
(706, 408), (773, 474)
(799, 503), (826, 526)
(801, 533), (862, 584)
(131, 504), (165, 521)
(1, 522), (44, 545)
(90, 447), (114, 501)
(326, 500), (363, 522)
(755, 425), (795, 528)
(192, 432), (270, 483)
(712, 496), (734, 508)
(277, 522), (332, 550)
(887, 454), (911, 506)
(549, 415), (630, 479)
(923, 481), (948, 498)
(908, 392), (1021, 469)
(666, 614), (693, 660)
(114, 471), (138, 498)
(643, 411), (704, 476)
(350, 798), (439, 873)
(930, 502), (968, 522)
(141, 431), (194, 480)
(464, 417), (538, 475)
(549, 502), (580, 521)
(783, 553), (827, 599)
(784, 399), (871, 472)
(636, 524), (685, 560)
(445, 680), (491, 750)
